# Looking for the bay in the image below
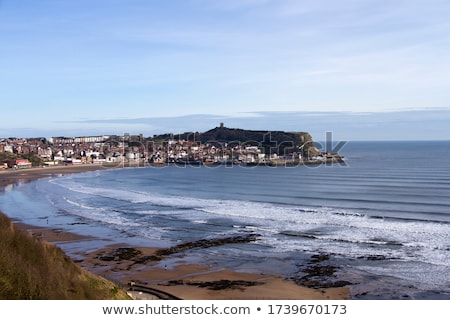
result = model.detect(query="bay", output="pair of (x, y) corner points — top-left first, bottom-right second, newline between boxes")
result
(1, 140), (449, 299)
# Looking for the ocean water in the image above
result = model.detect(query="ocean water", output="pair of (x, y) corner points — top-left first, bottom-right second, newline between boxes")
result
(1, 141), (449, 299)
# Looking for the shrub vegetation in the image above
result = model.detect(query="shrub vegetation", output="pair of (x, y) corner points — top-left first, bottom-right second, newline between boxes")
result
(0, 212), (130, 299)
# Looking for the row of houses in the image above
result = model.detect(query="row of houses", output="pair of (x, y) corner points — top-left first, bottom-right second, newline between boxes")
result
(1, 135), (172, 167)
(0, 136), (113, 168)
(1, 133), (310, 168)
(148, 139), (304, 165)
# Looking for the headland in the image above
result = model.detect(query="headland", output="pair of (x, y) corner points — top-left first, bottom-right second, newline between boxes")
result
(1, 125), (344, 170)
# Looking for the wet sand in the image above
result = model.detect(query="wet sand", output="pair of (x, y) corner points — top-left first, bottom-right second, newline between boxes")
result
(0, 165), (350, 300)
(0, 164), (110, 188)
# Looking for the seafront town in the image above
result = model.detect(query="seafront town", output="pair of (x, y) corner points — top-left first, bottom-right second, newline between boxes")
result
(0, 127), (344, 169)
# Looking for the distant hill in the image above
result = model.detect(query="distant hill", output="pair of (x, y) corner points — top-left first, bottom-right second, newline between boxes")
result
(0, 212), (130, 300)
(151, 125), (315, 155)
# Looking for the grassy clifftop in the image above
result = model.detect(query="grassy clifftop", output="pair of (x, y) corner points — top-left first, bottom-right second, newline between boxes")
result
(0, 212), (130, 300)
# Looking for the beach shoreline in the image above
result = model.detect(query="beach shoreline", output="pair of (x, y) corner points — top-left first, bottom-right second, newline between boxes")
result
(0, 164), (350, 300)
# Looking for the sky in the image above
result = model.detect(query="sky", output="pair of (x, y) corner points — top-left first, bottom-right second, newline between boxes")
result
(1, 0), (450, 140)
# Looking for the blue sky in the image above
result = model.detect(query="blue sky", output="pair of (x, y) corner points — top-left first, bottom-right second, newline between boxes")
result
(1, 0), (449, 139)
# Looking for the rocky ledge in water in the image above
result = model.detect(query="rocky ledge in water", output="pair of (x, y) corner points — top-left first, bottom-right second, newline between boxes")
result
(155, 233), (260, 256)
(290, 254), (353, 289)
(166, 279), (262, 291)
(96, 233), (261, 266)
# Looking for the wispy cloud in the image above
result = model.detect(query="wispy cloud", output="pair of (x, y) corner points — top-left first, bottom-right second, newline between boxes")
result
(33, 109), (448, 141)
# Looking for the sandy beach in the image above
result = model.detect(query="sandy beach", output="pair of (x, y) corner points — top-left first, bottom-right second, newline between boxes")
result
(0, 165), (349, 300)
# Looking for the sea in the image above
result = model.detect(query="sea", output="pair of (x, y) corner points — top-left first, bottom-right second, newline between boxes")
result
(1, 140), (449, 299)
